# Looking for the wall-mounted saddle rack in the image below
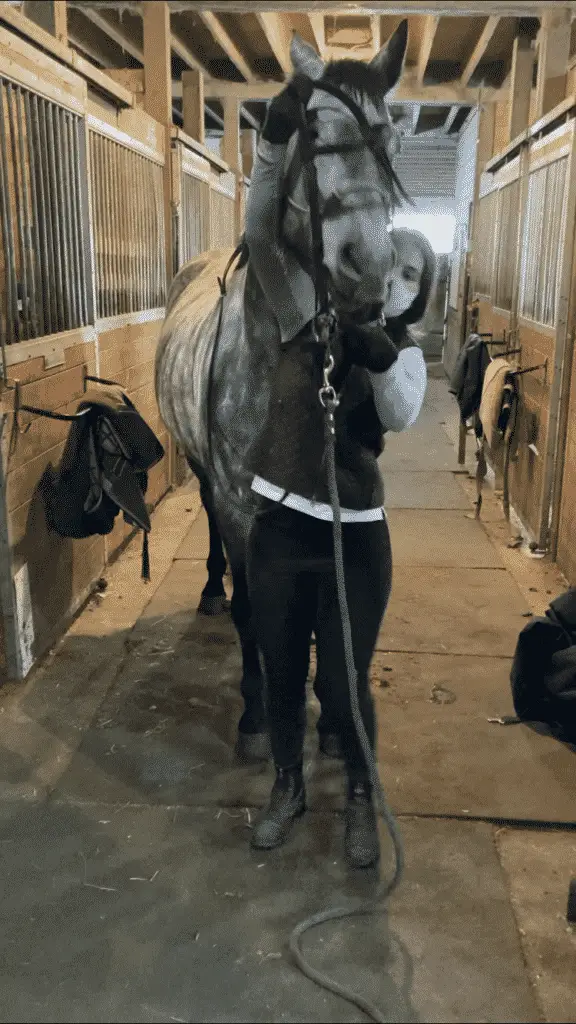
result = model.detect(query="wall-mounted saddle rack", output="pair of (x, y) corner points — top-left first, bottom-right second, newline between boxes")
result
(8, 373), (123, 454)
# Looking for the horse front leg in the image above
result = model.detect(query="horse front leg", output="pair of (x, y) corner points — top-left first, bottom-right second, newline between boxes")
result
(230, 564), (270, 762)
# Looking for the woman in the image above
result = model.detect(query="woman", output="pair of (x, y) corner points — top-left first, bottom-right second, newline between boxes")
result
(314, 226), (436, 758)
(245, 79), (435, 869)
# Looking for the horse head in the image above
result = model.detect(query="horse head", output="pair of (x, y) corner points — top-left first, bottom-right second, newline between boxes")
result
(281, 20), (409, 314)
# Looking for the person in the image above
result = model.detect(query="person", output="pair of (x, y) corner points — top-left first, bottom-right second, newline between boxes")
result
(313, 226), (436, 758)
(244, 80), (434, 869)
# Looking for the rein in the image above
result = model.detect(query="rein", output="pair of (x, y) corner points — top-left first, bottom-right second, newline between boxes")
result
(287, 78), (406, 1024)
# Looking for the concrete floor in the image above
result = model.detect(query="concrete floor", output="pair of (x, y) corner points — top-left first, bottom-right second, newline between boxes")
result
(0, 378), (574, 1024)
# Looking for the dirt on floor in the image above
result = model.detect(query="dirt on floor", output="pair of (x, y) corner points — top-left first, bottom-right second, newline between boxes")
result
(0, 379), (574, 1024)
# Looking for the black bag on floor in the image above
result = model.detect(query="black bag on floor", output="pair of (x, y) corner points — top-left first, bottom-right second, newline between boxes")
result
(43, 386), (164, 579)
(510, 589), (576, 742)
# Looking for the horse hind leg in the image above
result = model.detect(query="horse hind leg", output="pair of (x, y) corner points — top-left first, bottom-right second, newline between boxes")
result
(230, 563), (270, 763)
(192, 464), (229, 616)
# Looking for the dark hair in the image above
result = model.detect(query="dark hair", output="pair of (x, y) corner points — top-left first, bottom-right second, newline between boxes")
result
(388, 229), (437, 330)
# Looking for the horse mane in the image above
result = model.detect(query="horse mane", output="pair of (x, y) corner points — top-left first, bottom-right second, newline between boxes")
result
(320, 59), (392, 106)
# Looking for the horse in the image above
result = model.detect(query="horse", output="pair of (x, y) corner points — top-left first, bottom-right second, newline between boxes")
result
(155, 23), (409, 761)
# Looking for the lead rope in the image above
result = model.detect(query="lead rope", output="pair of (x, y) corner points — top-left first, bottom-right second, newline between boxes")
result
(288, 94), (405, 1024)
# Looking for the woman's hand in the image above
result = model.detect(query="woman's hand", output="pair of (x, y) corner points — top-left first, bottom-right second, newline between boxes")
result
(340, 319), (399, 374)
(261, 76), (314, 144)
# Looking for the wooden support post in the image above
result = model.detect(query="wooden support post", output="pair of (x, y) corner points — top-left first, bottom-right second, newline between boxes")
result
(507, 33), (534, 141)
(241, 128), (257, 180)
(22, 1), (67, 43)
(222, 96), (241, 173)
(53, 0), (67, 45)
(182, 69), (205, 144)
(222, 96), (243, 240)
(469, 102), (496, 296)
(142, 0), (172, 282)
(535, 8), (571, 120)
(142, 0), (172, 127)
(456, 104), (495, 467)
(142, 0), (175, 481)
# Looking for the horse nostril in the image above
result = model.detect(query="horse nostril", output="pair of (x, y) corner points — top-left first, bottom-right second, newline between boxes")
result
(340, 244), (362, 277)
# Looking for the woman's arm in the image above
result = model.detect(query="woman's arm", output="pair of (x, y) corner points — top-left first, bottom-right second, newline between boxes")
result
(244, 80), (316, 344)
(245, 140), (315, 344)
(367, 346), (427, 432)
(340, 318), (427, 432)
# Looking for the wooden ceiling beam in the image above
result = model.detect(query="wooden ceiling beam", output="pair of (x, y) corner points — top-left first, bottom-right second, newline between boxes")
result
(197, 11), (253, 81)
(198, 72), (506, 106)
(416, 16), (439, 87)
(70, 4), (259, 132)
(68, 3), (576, 16)
(461, 15), (500, 86)
(256, 11), (293, 75)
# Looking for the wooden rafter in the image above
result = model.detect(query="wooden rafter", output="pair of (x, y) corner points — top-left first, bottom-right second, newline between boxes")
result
(461, 16), (500, 86)
(443, 105), (460, 133)
(308, 13), (326, 58)
(79, 5), (142, 61)
(412, 104), (421, 134)
(197, 11), (253, 81)
(256, 10), (292, 75)
(371, 16), (381, 57)
(170, 30), (207, 72)
(72, 6), (259, 130)
(416, 16), (439, 87)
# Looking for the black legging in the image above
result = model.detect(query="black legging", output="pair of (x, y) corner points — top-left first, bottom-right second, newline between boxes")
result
(247, 501), (392, 783)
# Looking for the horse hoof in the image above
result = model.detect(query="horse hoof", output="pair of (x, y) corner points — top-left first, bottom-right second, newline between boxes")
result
(235, 731), (271, 763)
(198, 594), (230, 616)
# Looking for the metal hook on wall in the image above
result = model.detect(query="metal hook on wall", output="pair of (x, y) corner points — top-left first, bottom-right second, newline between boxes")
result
(510, 359), (548, 381)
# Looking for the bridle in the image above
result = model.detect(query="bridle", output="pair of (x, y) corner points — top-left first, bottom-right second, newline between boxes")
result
(290, 75), (408, 424)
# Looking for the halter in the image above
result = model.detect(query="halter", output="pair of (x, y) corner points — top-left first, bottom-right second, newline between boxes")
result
(290, 76), (407, 424)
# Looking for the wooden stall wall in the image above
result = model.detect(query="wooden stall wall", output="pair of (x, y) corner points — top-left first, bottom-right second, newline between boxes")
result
(471, 173), (499, 333)
(87, 104), (169, 562)
(513, 118), (576, 542)
(556, 333), (576, 584)
(0, 29), (104, 678)
(444, 111), (478, 379)
(0, 25), (192, 678)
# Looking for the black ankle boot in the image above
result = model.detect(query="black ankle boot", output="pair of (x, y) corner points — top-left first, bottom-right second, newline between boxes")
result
(251, 767), (306, 850)
(345, 780), (380, 869)
(318, 732), (345, 760)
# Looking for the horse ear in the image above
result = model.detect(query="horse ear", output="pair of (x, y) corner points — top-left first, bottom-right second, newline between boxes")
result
(370, 19), (408, 93)
(290, 33), (324, 80)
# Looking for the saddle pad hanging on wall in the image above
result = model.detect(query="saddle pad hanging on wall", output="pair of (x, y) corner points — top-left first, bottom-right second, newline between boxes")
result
(43, 387), (164, 578)
(479, 358), (512, 450)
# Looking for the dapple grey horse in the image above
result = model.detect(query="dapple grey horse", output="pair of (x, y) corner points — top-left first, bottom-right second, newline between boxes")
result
(155, 24), (409, 759)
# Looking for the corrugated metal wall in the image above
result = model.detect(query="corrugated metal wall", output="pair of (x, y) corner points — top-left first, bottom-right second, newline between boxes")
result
(395, 135), (457, 199)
